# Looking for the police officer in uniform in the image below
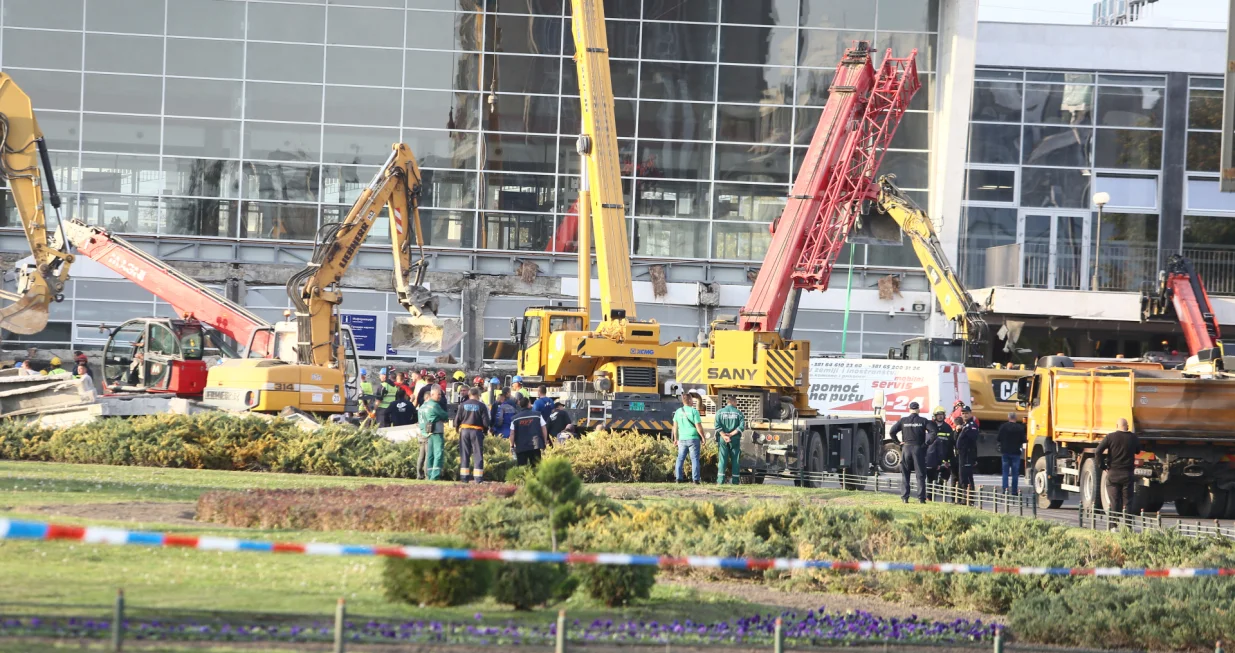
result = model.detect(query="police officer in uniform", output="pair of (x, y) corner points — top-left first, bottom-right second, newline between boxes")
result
(889, 401), (936, 503)
(452, 388), (491, 483)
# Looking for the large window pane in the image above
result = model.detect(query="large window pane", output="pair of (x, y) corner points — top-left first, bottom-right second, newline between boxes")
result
(328, 6), (403, 47)
(245, 82), (322, 123)
(965, 168), (1015, 203)
(795, 68), (833, 107)
(798, 29), (873, 69)
(644, 0), (717, 22)
(880, 151), (928, 189)
(721, 0), (797, 26)
(1187, 132), (1219, 172)
(81, 114), (160, 154)
(637, 101), (714, 141)
(321, 165), (375, 206)
(713, 183), (786, 222)
(1095, 128), (1162, 170)
(36, 111), (81, 150)
(239, 202), (318, 241)
(480, 212), (554, 251)
(404, 91), (480, 131)
(1024, 82), (1094, 125)
(328, 47), (404, 87)
(562, 59), (639, 98)
(639, 62), (716, 103)
(960, 206), (1017, 287)
(3, 0), (82, 29)
(243, 162), (319, 203)
(633, 218), (708, 258)
(165, 79), (243, 120)
(493, 55), (561, 95)
(713, 221), (770, 261)
(1189, 88), (1223, 130)
(878, 0), (939, 31)
(1094, 174), (1158, 210)
(87, 0), (163, 34)
(889, 111), (929, 151)
(1020, 167), (1091, 209)
(634, 180), (710, 218)
(420, 208), (475, 249)
(971, 80), (1022, 123)
(1097, 85), (1165, 128)
(401, 129), (478, 170)
(9, 70), (81, 112)
(244, 122), (322, 161)
(1185, 215), (1235, 248)
(325, 85), (400, 126)
(247, 2), (325, 43)
(717, 104), (792, 145)
(488, 93), (560, 134)
(168, 0), (245, 39)
(488, 14), (563, 56)
(642, 23), (717, 62)
(800, 0), (875, 28)
(85, 34), (163, 75)
(83, 74), (162, 115)
(406, 10), (479, 51)
(163, 158), (240, 199)
(483, 134), (558, 174)
(481, 172), (555, 211)
(2, 29), (82, 71)
(715, 143), (788, 183)
(164, 198), (240, 238)
(717, 65), (794, 105)
(881, 32), (936, 72)
(1022, 125), (1092, 167)
(247, 43), (325, 83)
(323, 125), (400, 166)
(421, 169), (477, 209)
(79, 154), (161, 194)
(638, 140), (712, 180)
(1097, 212), (1158, 245)
(720, 26), (796, 66)
(77, 194), (160, 234)
(164, 118), (241, 159)
(405, 50), (480, 91)
(794, 107), (823, 144)
(167, 38), (245, 79)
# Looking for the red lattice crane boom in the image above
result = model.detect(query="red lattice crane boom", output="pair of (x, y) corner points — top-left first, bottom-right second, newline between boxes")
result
(1143, 254), (1222, 357)
(738, 42), (919, 333)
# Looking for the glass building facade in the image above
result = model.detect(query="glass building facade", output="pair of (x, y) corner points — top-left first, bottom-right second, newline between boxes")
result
(0, 0), (947, 359)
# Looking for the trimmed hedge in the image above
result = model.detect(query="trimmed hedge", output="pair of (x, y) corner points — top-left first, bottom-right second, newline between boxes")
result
(382, 536), (494, 607)
(547, 429), (717, 482)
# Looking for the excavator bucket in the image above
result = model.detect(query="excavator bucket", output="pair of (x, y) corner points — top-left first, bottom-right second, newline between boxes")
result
(0, 270), (51, 334)
(392, 314), (463, 353)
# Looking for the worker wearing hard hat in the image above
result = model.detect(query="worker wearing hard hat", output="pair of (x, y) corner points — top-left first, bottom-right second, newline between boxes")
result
(925, 406), (956, 486)
(47, 356), (70, 375)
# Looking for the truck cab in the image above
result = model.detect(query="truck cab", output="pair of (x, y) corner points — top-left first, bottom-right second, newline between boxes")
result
(102, 318), (239, 396)
(891, 337), (967, 365)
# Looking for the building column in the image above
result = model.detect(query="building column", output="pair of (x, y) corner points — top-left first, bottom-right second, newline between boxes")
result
(461, 280), (490, 372)
(1160, 72), (1188, 265)
(927, 0), (979, 338)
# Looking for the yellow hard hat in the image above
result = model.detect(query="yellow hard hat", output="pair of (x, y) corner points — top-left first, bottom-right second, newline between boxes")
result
(453, 370), (466, 381)
(50, 357), (61, 366)
(933, 406), (946, 415)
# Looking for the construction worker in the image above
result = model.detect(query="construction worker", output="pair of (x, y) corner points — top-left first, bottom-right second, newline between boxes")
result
(532, 385), (554, 422)
(47, 356), (69, 375)
(509, 394), (549, 467)
(510, 375), (525, 400)
(713, 395), (746, 485)
(450, 371), (469, 403)
(435, 370), (448, 393)
(492, 388), (517, 438)
(453, 388), (490, 483)
(376, 368), (397, 427)
(417, 385), (449, 480)
(484, 376), (501, 407)
(925, 406), (956, 485)
(547, 401), (574, 443)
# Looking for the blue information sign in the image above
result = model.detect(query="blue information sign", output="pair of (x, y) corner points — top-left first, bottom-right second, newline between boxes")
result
(341, 314), (378, 352)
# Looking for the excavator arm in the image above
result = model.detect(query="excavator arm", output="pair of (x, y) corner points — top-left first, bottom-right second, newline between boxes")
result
(1142, 254), (1222, 356)
(875, 176), (988, 360)
(0, 73), (73, 334)
(286, 143), (460, 368)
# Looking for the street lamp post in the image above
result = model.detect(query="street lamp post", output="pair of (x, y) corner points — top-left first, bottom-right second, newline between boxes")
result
(1091, 192), (1110, 291)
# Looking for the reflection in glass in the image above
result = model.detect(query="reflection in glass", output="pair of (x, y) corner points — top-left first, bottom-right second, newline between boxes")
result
(325, 86), (401, 126)
(965, 169), (1015, 203)
(640, 62), (716, 103)
(637, 140), (713, 180)
(1095, 129), (1162, 170)
(800, 0), (876, 29)
(641, 23), (717, 62)
(9, 70), (80, 112)
(163, 158), (239, 198)
(481, 172), (555, 212)
(82, 74), (161, 115)
(1188, 88), (1223, 130)
(633, 218), (708, 258)
(167, 38), (244, 79)
(798, 29), (873, 68)
(795, 68), (833, 107)
(889, 112), (929, 151)
(720, 26), (796, 66)
(721, 0), (797, 26)
(246, 43), (325, 84)
(164, 119), (242, 159)
(959, 206), (1017, 287)
(879, 151), (928, 189)
(713, 183), (787, 222)
(1187, 132), (1219, 172)
(717, 66), (794, 105)
(634, 180), (710, 218)
(79, 154), (161, 195)
(643, 0), (717, 23)
(402, 129), (479, 170)
(321, 166), (374, 206)
(244, 122), (322, 161)
(422, 208), (474, 249)
(485, 94), (560, 134)
(484, 134), (558, 174)
(245, 82), (323, 123)
(404, 91), (481, 131)
(794, 107), (823, 145)
(880, 32), (936, 71)
(971, 81), (1022, 122)
(164, 198), (240, 238)
(323, 125), (401, 166)
(422, 170), (478, 209)
(481, 212), (555, 251)
(716, 143), (789, 184)
(1024, 81), (1093, 125)
(329, 47), (405, 87)
(717, 104), (792, 145)
(77, 194), (161, 234)
(243, 161), (320, 203)
(240, 202), (319, 241)
(1020, 167), (1091, 209)
(1021, 125), (1092, 167)
(82, 114), (161, 155)
(713, 221), (770, 261)
(493, 55), (562, 95)
(165, 79), (243, 120)
(637, 101), (715, 141)
(1096, 86), (1164, 128)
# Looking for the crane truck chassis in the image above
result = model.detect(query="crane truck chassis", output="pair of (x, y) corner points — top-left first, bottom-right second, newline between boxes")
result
(1019, 356), (1235, 518)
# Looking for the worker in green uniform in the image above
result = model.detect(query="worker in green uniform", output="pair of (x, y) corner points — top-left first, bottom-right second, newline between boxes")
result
(47, 356), (69, 375)
(713, 395), (746, 485)
(417, 385), (449, 480)
(377, 368), (397, 427)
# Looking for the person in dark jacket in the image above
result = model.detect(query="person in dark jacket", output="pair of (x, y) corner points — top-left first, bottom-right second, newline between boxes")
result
(954, 410), (980, 496)
(452, 388), (491, 483)
(996, 413), (1027, 494)
(925, 406), (956, 485)
(1094, 417), (1141, 514)
(546, 401), (573, 441)
(889, 402), (936, 503)
(532, 385), (555, 422)
(389, 388), (417, 427)
(509, 395), (549, 467)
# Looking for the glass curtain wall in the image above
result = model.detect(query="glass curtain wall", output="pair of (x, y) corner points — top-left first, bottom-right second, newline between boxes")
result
(1182, 75), (1235, 294)
(0, 0), (938, 266)
(961, 67), (1164, 292)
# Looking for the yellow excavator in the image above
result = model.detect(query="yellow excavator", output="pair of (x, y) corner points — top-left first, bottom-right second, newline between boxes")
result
(203, 143), (462, 413)
(509, 0), (692, 432)
(0, 73), (73, 335)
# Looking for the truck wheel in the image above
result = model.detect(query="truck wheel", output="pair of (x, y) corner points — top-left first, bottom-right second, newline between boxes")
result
(843, 432), (870, 490)
(879, 441), (902, 474)
(1175, 497), (1199, 517)
(1033, 457), (1063, 510)
(1079, 458), (1101, 511)
(1197, 486), (1228, 519)
(1140, 485), (1165, 513)
(799, 432), (825, 488)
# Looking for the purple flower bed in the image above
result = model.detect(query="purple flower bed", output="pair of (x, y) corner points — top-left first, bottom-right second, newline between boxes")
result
(0, 608), (1001, 646)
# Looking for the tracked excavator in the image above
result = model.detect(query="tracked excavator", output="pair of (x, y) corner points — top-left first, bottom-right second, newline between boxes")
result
(509, 0), (692, 433)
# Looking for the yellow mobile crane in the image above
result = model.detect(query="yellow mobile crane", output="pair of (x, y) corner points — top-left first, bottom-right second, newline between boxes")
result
(203, 144), (462, 413)
(509, 0), (690, 431)
(0, 73), (73, 334)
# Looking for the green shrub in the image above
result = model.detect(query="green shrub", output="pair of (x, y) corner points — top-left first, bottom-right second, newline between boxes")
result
(381, 536), (493, 607)
(491, 562), (566, 610)
(576, 563), (656, 607)
(548, 430), (675, 482)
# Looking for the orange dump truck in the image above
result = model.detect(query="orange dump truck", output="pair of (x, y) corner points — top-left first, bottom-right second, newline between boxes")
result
(1018, 355), (1235, 518)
